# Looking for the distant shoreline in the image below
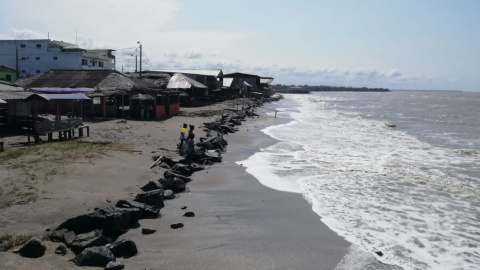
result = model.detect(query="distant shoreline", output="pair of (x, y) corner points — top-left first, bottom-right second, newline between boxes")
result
(391, 89), (463, 92)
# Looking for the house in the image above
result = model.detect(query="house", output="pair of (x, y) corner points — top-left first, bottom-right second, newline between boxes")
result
(223, 72), (274, 97)
(151, 69), (223, 92)
(166, 73), (208, 105)
(17, 69), (180, 119)
(0, 65), (17, 82)
(0, 81), (31, 127)
(0, 39), (116, 77)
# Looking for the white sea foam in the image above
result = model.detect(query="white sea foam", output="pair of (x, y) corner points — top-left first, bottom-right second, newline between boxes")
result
(238, 94), (480, 270)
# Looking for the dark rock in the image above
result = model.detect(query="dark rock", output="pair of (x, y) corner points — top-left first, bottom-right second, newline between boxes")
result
(109, 239), (137, 258)
(164, 170), (192, 182)
(163, 189), (175, 200)
(50, 228), (68, 242)
(152, 155), (160, 161)
(159, 178), (186, 193)
(64, 231), (76, 246)
(115, 200), (159, 219)
(385, 123), (396, 128)
(55, 207), (129, 235)
(45, 228), (51, 232)
(162, 156), (187, 167)
(134, 189), (164, 209)
(170, 223), (184, 229)
(70, 230), (108, 254)
(181, 205), (187, 210)
(141, 228), (156, 235)
(0, 240), (12, 252)
(172, 164), (193, 176)
(204, 150), (222, 163)
(159, 163), (170, 170)
(183, 212), (195, 217)
(18, 237), (46, 258)
(375, 251), (384, 257)
(73, 246), (115, 267)
(140, 181), (163, 192)
(105, 261), (125, 270)
(55, 244), (68, 255)
(190, 163), (205, 172)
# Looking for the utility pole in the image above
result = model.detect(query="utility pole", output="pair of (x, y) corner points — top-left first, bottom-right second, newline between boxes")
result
(130, 54), (137, 72)
(15, 46), (19, 78)
(137, 42), (142, 78)
(122, 64), (123, 73)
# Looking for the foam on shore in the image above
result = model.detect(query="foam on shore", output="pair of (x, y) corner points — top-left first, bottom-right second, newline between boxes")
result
(238, 94), (480, 270)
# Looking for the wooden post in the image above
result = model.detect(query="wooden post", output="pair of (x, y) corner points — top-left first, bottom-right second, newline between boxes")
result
(114, 95), (117, 118)
(33, 99), (39, 144)
(56, 101), (60, 120)
(102, 97), (106, 119)
(129, 93), (132, 118)
(122, 94), (125, 118)
(153, 93), (157, 119)
(80, 100), (83, 120)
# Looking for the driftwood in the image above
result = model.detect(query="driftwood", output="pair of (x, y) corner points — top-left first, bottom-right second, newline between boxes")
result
(149, 155), (164, 169)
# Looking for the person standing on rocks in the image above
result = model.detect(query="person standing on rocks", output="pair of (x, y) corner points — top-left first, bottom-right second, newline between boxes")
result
(187, 124), (195, 140)
(179, 123), (187, 154)
(185, 134), (195, 165)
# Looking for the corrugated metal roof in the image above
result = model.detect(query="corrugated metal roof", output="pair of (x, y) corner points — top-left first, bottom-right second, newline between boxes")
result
(31, 87), (94, 93)
(152, 69), (223, 77)
(0, 81), (26, 92)
(27, 70), (118, 88)
(0, 91), (33, 100)
(131, 93), (154, 101)
(223, 78), (234, 87)
(0, 99), (6, 104)
(25, 93), (91, 101)
(167, 73), (207, 89)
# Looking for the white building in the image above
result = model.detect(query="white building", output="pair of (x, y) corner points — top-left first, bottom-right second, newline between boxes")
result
(0, 39), (115, 77)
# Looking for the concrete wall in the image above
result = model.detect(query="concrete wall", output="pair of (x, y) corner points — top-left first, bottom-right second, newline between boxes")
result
(0, 40), (113, 77)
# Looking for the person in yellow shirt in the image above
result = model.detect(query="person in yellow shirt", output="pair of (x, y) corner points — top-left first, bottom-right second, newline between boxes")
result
(179, 123), (187, 154)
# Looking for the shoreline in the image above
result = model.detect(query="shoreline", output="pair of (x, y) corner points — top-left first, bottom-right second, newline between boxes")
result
(0, 99), (350, 269)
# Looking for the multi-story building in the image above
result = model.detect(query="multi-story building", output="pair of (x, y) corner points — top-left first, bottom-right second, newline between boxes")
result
(0, 39), (115, 77)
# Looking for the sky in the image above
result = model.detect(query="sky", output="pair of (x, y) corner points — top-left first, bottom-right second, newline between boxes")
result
(1, 0), (479, 91)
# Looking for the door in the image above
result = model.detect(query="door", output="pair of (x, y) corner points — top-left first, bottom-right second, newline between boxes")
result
(5, 74), (11, 81)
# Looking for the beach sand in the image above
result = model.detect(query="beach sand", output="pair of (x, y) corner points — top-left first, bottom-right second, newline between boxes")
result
(0, 100), (349, 269)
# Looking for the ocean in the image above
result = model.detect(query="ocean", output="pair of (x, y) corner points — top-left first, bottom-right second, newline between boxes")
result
(239, 92), (480, 270)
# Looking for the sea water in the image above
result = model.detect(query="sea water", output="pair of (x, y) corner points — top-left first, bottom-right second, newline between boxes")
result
(239, 92), (480, 270)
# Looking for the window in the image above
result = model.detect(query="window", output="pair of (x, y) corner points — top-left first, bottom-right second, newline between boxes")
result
(36, 44), (41, 48)
(21, 70), (26, 73)
(36, 57), (40, 60)
(21, 57), (26, 60)
(81, 59), (88, 66)
(99, 61), (104, 68)
(20, 44), (26, 48)
(36, 70), (40, 73)
(53, 56), (58, 60)
(6, 75), (12, 81)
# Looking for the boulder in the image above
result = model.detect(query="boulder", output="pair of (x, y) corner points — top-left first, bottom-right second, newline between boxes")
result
(181, 205), (187, 210)
(204, 151), (222, 163)
(55, 207), (132, 235)
(115, 200), (159, 219)
(50, 228), (68, 242)
(162, 156), (187, 167)
(105, 261), (125, 270)
(140, 180), (163, 192)
(18, 237), (46, 258)
(73, 246), (115, 267)
(170, 223), (184, 229)
(108, 239), (137, 258)
(141, 228), (156, 235)
(64, 231), (76, 246)
(171, 164), (193, 176)
(70, 230), (108, 254)
(183, 212), (195, 217)
(55, 244), (68, 255)
(163, 189), (175, 200)
(0, 240), (12, 252)
(190, 163), (205, 172)
(164, 170), (192, 183)
(134, 189), (164, 209)
(159, 178), (186, 193)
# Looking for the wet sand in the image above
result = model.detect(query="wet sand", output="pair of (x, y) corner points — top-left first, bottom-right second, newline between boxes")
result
(0, 102), (349, 269)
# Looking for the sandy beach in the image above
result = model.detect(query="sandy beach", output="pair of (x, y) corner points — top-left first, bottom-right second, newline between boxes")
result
(0, 99), (349, 270)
